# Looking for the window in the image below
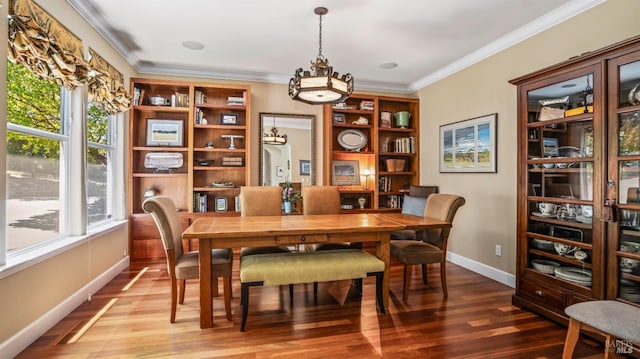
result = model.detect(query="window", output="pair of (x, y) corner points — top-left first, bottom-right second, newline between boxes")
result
(6, 61), (67, 252)
(87, 104), (114, 226)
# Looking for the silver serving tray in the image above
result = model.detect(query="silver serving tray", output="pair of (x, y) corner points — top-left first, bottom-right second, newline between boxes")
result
(144, 152), (183, 172)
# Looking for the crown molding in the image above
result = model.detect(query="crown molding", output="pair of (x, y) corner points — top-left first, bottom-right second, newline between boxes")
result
(408, 0), (605, 92)
(68, 0), (604, 95)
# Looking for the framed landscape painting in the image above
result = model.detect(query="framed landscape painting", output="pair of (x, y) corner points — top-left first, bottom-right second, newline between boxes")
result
(439, 113), (497, 173)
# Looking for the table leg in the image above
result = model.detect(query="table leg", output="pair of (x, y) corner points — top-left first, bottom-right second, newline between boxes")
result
(377, 233), (390, 312)
(199, 238), (213, 329)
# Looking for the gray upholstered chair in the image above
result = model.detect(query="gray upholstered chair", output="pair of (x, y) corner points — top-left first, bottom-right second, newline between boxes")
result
(390, 193), (465, 302)
(302, 185), (351, 251)
(142, 196), (233, 322)
(239, 186), (291, 256)
(391, 185), (438, 241)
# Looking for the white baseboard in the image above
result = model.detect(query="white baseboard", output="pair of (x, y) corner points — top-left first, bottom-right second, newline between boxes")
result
(1, 257), (130, 358)
(447, 251), (515, 288)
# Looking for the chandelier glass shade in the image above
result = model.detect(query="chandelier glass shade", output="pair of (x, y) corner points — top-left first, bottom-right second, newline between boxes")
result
(263, 126), (287, 145)
(288, 7), (353, 105)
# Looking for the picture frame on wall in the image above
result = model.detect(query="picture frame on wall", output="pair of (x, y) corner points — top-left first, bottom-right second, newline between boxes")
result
(299, 160), (311, 176)
(332, 113), (346, 124)
(332, 160), (360, 185)
(145, 119), (184, 147)
(439, 113), (497, 173)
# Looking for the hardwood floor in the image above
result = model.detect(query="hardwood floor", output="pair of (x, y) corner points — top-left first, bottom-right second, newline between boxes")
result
(16, 254), (605, 358)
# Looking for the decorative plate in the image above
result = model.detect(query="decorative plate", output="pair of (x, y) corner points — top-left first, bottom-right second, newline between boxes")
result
(531, 259), (560, 274)
(554, 267), (592, 285)
(211, 182), (234, 187)
(337, 129), (367, 152)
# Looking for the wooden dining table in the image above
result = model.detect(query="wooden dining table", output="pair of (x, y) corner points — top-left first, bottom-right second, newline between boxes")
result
(182, 212), (451, 329)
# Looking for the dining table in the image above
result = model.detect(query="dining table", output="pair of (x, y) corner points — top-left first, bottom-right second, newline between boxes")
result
(182, 212), (452, 329)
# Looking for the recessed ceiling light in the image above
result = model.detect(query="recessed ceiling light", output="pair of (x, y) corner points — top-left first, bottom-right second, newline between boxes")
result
(380, 62), (398, 69)
(182, 41), (204, 50)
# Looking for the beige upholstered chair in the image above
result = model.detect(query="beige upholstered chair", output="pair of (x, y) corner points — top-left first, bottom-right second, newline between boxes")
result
(390, 193), (465, 302)
(239, 186), (291, 256)
(302, 186), (351, 251)
(142, 196), (232, 322)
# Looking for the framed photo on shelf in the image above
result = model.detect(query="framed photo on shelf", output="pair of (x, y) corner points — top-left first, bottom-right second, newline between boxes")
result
(380, 111), (392, 128)
(215, 196), (227, 212)
(543, 137), (559, 157)
(299, 160), (311, 176)
(439, 113), (497, 173)
(220, 113), (238, 125)
(145, 119), (184, 147)
(333, 113), (346, 124)
(332, 160), (360, 185)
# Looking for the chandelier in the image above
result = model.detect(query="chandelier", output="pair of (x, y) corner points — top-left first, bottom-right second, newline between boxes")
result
(262, 120), (287, 145)
(288, 7), (354, 105)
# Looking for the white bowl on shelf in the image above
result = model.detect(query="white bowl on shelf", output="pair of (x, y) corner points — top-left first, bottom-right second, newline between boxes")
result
(542, 163), (555, 169)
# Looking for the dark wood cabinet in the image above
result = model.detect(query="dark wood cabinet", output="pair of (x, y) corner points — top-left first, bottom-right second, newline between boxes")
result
(512, 35), (640, 323)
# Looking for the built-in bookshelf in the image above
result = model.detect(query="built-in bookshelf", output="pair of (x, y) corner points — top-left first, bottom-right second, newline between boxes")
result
(128, 78), (250, 260)
(323, 94), (419, 211)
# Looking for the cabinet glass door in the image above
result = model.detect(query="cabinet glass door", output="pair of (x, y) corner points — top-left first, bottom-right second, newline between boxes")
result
(608, 54), (640, 304)
(522, 66), (604, 298)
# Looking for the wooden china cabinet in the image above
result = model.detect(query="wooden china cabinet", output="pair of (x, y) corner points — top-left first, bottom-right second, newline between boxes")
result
(512, 35), (640, 324)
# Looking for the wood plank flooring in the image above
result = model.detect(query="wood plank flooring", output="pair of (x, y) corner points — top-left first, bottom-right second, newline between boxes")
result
(16, 255), (605, 358)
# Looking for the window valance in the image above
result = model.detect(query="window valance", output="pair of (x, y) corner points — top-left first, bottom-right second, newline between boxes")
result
(8, 0), (91, 89)
(87, 48), (131, 114)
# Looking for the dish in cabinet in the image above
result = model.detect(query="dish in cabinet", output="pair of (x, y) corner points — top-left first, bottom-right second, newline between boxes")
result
(337, 129), (367, 152)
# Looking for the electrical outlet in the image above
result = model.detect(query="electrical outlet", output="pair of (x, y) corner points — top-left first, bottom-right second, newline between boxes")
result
(495, 245), (502, 257)
(123, 249), (127, 257)
(87, 293), (92, 301)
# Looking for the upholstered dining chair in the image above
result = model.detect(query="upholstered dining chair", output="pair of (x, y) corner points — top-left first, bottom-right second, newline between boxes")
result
(142, 196), (233, 322)
(302, 185), (352, 251)
(390, 193), (465, 302)
(390, 185), (438, 241)
(239, 186), (291, 256)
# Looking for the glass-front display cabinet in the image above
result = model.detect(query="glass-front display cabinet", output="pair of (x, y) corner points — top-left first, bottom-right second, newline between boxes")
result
(607, 52), (640, 305)
(515, 64), (606, 319)
(513, 36), (640, 324)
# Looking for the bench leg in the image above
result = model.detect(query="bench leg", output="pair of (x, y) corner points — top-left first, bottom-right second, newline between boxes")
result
(353, 278), (363, 295)
(240, 282), (263, 332)
(562, 317), (581, 359)
(240, 283), (250, 332)
(369, 272), (385, 314)
(289, 284), (294, 304)
(313, 282), (318, 297)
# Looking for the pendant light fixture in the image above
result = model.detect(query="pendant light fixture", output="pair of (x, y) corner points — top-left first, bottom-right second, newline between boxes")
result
(288, 7), (354, 105)
(262, 117), (288, 145)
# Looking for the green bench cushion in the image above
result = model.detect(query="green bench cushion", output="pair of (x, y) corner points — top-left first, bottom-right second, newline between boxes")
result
(240, 249), (385, 286)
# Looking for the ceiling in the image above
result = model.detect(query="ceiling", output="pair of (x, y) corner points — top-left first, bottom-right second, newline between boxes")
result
(67, 0), (603, 94)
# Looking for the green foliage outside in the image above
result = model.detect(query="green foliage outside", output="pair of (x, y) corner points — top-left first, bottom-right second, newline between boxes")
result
(7, 60), (109, 164)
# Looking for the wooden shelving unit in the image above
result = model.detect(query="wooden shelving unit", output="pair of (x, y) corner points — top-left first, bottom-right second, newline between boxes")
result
(323, 94), (419, 211)
(128, 78), (250, 260)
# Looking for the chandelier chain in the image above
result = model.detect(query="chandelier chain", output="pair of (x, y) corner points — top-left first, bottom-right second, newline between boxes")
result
(318, 12), (323, 58)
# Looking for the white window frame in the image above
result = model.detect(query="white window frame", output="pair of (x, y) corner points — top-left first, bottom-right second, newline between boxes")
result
(86, 109), (116, 227)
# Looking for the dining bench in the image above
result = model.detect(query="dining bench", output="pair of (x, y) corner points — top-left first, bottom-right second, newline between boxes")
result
(239, 249), (385, 331)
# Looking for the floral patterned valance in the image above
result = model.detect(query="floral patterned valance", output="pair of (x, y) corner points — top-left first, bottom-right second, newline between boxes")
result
(87, 48), (131, 114)
(8, 0), (91, 89)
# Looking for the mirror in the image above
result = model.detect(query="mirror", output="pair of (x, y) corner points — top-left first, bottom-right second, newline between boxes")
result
(259, 113), (315, 186)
